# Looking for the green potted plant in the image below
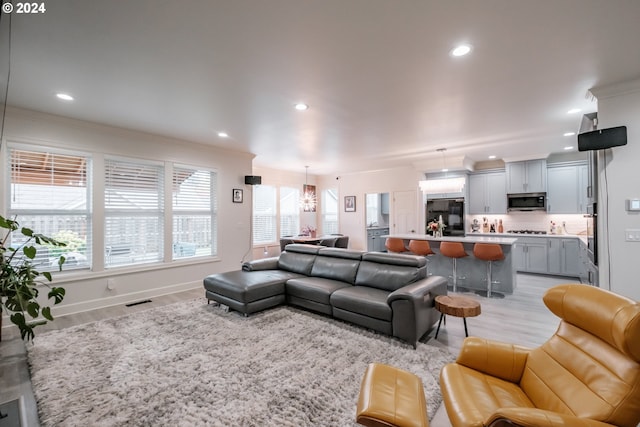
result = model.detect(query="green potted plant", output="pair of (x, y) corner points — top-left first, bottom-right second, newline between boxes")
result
(0, 215), (67, 341)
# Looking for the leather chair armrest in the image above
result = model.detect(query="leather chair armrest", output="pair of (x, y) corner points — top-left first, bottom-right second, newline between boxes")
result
(456, 337), (531, 383)
(487, 407), (616, 427)
(242, 257), (279, 271)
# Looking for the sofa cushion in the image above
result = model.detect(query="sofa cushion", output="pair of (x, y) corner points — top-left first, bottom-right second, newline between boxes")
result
(310, 248), (363, 284)
(277, 244), (320, 275)
(330, 286), (392, 321)
(203, 270), (303, 303)
(355, 253), (426, 292)
(286, 277), (352, 305)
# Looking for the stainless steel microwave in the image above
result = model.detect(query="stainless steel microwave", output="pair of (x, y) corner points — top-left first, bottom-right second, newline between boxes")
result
(507, 193), (546, 211)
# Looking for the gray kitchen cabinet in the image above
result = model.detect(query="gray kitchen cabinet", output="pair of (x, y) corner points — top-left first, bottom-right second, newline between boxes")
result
(506, 159), (547, 193)
(513, 237), (548, 273)
(380, 193), (390, 214)
(548, 238), (581, 277)
(578, 164), (588, 214)
(468, 171), (506, 214)
(547, 163), (588, 214)
(367, 228), (389, 252)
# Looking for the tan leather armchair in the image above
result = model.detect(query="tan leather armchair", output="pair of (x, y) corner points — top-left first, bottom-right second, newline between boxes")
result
(440, 284), (640, 427)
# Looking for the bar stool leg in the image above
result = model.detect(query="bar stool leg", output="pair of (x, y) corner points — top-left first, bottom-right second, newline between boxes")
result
(487, 260), (493, 298)
(452, 258), (458, 292)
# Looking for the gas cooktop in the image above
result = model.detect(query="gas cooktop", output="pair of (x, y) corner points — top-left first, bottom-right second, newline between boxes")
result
(507, 230), (547, 235)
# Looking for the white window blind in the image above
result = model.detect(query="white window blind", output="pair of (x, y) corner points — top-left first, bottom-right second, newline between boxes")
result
(8, 147), (92, 271)
(172, 166), (217, 259)
(279, 186), (300, 238)
(253, 185), (276, 245)
(321, 189), (339, 234)
(104, 158), (164, 267)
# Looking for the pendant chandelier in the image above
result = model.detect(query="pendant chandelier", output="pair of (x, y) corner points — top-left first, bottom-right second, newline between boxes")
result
(301, 166), (316, 212)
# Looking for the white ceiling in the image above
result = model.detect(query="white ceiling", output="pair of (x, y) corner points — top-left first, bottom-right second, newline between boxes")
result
(6, 0), (640, 175)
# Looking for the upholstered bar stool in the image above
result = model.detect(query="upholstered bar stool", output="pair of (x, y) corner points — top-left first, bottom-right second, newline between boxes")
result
(385, 237), (407, 253)
(439, 241), (467, 292)
(473, 243), (505, 298)
(408, 240), (435, 275)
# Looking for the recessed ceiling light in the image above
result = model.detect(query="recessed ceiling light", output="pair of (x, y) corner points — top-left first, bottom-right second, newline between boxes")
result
(567, 108), (581, 114)
(564, 146), (574, 150)
(450, 44), (472, 57)
(217, 132), (229, 138)
(441, 168), (449, 172)
(294, 103), (309, 111)
(488, 155), (496, 159)
(563, 132), (576, 137)
(56, 93), (74, 101)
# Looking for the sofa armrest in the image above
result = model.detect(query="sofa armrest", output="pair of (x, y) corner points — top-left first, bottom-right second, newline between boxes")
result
(387, 276), (448, 348)
(387, 275), (447, 304)
(456, 336), (531, 383)
(242, 257), (279, 271)
(487, 407), (616, 427)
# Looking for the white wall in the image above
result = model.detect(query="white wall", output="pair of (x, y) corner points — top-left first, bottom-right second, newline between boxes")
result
(590, 79), (640, 300)
(319, 167), (425, 251)
(1, 107), (254, 319)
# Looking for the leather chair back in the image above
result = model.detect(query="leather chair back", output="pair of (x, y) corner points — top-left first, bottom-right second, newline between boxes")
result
(472, 243), (504, 262)
(408, 239), (435, 256)
(334, 236), (349, 248)
(439, 241), (467, 259)
(521, 284), (640, 426)
(385, 237), (406, 253)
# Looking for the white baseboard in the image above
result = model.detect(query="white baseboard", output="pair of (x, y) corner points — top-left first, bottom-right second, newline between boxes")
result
(1, 281), (202, 332)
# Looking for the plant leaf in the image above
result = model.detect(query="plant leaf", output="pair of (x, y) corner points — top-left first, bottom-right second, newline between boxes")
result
(21, 227), (33, 237)
(42, 271), (53, 281)
(23, 245), (37, 259)
(42, 306), (53, 321)
(27, 301), (40, 318)
(49, 287), (66, 304)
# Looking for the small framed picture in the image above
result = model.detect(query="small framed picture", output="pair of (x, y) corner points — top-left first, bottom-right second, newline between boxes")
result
(232, 189), (243, 203)
(344, 195), (356, 212)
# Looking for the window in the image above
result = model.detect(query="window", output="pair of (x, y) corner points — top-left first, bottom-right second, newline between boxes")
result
(104, 157), (164, 267)
(7, 146), (92, 271)
(279, 187), (300, 238)
(366, 193), (379, 227)
(172, 166), (217, 259)
(321, 189), (338, 234)
(252, 185), (276, 245)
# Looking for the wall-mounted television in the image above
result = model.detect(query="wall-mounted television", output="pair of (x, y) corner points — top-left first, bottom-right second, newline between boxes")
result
(578, 126), (627, 152)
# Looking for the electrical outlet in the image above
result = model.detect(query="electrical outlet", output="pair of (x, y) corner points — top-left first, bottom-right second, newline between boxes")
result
(625, 229), (640, 242)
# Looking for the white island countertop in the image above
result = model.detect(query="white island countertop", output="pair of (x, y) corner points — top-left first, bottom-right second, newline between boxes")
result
(382, 234), (519, 245)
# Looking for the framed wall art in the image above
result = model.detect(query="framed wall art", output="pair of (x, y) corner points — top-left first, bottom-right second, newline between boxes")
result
(232, 188), (243, 203)
(344, 195), (356, 212)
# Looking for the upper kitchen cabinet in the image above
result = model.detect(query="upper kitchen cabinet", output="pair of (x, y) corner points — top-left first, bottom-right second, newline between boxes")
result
(506, 159), (547, 193)
(468, 171), (507, 214)
(547, 162), (588, 214)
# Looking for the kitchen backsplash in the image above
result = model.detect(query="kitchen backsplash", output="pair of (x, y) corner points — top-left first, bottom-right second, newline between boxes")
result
(466, 211), (588, 235)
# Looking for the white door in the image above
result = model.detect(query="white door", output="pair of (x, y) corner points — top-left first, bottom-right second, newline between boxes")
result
(392, 190), (417, 234)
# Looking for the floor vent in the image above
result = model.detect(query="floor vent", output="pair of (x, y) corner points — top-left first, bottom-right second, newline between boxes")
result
(125, 299), (152, 307)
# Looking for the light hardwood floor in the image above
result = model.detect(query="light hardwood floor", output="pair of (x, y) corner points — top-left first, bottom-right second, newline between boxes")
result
(0, 273), (575, 426)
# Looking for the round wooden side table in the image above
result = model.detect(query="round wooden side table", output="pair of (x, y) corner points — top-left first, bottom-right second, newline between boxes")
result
(434, 295), (481, 338)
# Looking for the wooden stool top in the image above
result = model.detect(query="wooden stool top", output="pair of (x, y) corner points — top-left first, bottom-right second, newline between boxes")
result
(435, 295), (481, 318)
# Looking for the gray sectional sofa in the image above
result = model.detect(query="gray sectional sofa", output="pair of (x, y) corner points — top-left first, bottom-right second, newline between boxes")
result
(203, 244), (447, 348)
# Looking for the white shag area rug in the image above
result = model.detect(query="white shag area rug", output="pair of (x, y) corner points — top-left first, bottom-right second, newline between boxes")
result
(27, 299), (455, 426)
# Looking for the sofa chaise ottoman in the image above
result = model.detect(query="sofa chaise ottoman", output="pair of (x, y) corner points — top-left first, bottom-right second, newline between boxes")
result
(203, 244), (448, 347)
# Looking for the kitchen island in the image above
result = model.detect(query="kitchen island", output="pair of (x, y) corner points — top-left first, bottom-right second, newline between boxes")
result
(383, 234), (518, 295)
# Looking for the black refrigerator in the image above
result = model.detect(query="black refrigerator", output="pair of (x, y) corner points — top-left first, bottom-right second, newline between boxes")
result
(426, 198), (465, 236)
